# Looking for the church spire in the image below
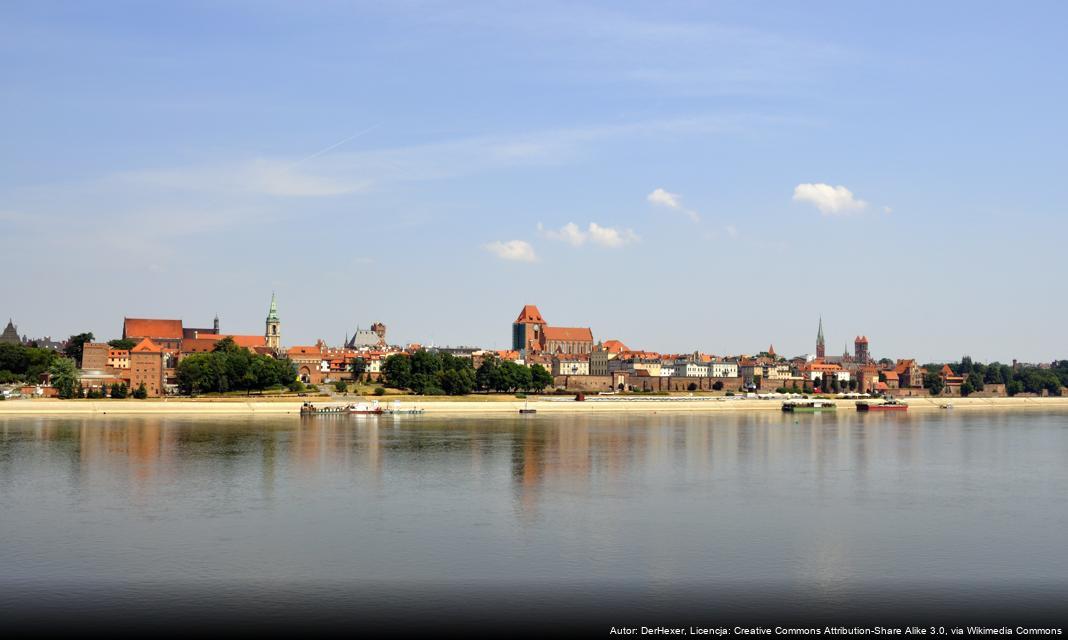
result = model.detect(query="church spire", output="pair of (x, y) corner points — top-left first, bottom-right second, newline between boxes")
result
(266, 292), (279, 322)
(816, 315), (826, 359)
(265, 293), (281, 351)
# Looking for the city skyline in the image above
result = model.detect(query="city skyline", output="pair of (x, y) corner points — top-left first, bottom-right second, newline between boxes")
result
(2, 2), (1066, 362)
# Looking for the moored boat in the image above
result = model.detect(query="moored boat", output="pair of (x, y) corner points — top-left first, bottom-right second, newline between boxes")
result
(348, 400), (384, 415)
(782, 400), (837, 412)
(856, 398), (908, 411)
(383, 400), (425, 415)
(299, 402), (348, 415)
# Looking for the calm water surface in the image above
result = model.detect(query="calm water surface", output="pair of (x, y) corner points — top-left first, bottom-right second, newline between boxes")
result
(1, 410), (1066, 629)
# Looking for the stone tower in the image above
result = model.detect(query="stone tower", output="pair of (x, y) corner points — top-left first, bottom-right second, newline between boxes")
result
(213, 314), (220, 334)
(816, 316), (826, 360)
(855, 335), (870, 363)
(265, 293), (280, 351)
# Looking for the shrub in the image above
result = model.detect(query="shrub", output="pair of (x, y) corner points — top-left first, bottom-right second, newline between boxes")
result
(687, 382), (698, 391)
(725, 391), (735, 396)
(305, 384), (319, 393)
(373, 386), (386, 396)
(334, 380), (348, 393)
(132, 383), (148, 399)
(288, 380), (306, 393)
(422, 386), (445, 396)
(515, 393), (527, 399)
(712, 381), (724, 391)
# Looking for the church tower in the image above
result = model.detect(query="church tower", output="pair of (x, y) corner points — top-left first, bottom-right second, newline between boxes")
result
(265, 293), (281, 351)
(816, 316), (826, 360)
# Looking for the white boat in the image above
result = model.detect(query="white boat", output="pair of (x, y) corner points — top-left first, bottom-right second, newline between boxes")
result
(347, 400), (383, 415)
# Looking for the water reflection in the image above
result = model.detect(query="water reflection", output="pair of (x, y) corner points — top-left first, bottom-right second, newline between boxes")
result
(1, 411), (1067, 591)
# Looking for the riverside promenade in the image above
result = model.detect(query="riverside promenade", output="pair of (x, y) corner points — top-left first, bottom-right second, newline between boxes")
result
(1, 396), (1067, 416)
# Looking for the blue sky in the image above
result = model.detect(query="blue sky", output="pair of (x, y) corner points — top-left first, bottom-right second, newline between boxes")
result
(2, 1), (1066, 362)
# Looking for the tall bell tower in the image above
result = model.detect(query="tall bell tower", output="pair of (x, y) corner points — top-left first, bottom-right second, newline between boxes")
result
(265, 293), (281, 351)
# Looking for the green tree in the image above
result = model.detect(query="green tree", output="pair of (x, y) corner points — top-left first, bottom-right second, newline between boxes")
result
(925, 372), (944, 396)
(107, 338), (136, 350)
(476, 356), (501, 392)
(63, 332), (95, 367)
(334, 380), (348, 393)
(381, 354), (412, 389)
(966, 372), (985, 394)
(350, 357), (367, 376)
(133, 383), (148, 399)
(530, 364), (553, 392)
(49, 357), (80, 399)
(110, 382), (128, 399)
(212, 336), (240, 353)
(498, 361), (531, 392)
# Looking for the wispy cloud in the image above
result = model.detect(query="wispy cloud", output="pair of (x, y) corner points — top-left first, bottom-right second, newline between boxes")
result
(539, 221), (639, 248)
(647, 188), (700, 222)
(793, 183), (868, 216)
(117, 158), (367, 197)
(484, 240), (537, 262)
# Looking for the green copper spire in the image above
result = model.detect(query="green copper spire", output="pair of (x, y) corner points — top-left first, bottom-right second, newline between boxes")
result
(266, 292), (279, 322)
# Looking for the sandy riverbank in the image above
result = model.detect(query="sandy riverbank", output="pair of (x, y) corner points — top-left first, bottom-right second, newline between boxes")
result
(1, 396), (1067, 416)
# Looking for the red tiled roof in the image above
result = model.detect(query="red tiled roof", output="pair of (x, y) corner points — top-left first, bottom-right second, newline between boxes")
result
(124, 318), (183, 339)
(602, 339), (629, 353)
(287, 345), (324, 356)
(881, 370), (899, 381)
(894, 359), (916, 374)
(192, 334), (267, 348)
(131, 338), (162, 353)
(515, 305), (545, 324)
(542, 326), (593, 342)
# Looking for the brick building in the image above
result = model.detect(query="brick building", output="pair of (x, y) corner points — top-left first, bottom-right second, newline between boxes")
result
(512, 305), (594, 356)
(129, 338), (164, 397)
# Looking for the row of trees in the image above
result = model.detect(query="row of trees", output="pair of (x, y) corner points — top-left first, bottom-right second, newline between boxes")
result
(923, 358), (1067, 397)
(376, 351), (554, 395)
(379, 350), (477, 395)
(475, 356), (553, 393)
(176, 337), (297, 395)
(0, 331), (104, 383)
(0, 343), (62, 383)
(815, 376), (858, 393)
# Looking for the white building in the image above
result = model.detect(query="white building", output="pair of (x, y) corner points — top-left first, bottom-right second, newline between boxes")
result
(709, 360), (738, 378)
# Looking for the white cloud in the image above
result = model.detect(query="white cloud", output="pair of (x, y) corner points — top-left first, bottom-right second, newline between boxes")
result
(725, 224), (739, 239)
(539, 221), (587, 246)
(587, 222), (639, 248)
(484, 240), (538, 262)
(883, 206), (893, 214)
(792, 183), (867, 215)
(647, 187), (700, 222)
(539, 221), (639, 248)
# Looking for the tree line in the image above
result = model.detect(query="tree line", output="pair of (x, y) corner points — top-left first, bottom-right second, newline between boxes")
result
(377, 350), (553, 395)
(176, 337), (297, 395)
(923, 357), (1067, 397)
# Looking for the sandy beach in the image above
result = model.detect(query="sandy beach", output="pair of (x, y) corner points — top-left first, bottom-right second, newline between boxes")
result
(1, 396), (1066, 415)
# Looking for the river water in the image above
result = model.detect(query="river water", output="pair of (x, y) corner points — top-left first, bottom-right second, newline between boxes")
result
(1, 410), (1066, 632)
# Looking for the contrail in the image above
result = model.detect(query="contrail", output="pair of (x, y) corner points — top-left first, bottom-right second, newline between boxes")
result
(290, 123), (381, 168)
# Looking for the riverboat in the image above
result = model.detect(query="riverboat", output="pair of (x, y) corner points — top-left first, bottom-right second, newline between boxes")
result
(781, 400), (837, 412)
(383, 401), (425, 415)
(299, 403), (348, 415)
(348, 401), (384, 415)
(856, 399), (908, 411)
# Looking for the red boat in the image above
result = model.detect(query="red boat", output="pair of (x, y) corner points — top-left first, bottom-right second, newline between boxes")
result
(856, 399), (908, 411)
